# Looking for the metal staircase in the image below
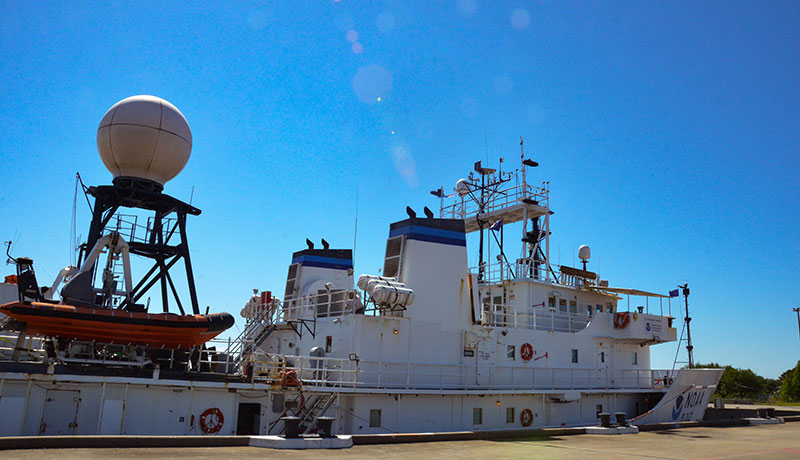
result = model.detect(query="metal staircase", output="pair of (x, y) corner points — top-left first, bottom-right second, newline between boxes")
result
(229, 296), (279, 370)
(299, 393), (336, 434)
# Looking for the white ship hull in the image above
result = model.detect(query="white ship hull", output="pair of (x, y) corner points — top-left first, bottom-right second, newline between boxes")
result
(0, 368), (720, 436)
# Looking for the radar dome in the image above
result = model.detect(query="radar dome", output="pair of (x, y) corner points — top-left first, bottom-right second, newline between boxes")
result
(97, 95), (192, 187)
(455, 179), (471, 196)
(578, 245), (591, 261)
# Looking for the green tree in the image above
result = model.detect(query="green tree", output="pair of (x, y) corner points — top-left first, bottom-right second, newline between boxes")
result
(778, 361), (800, 402)
(694, 363), (774, 400)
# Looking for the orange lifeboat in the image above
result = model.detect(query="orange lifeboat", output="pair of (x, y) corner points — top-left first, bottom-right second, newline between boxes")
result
(0, 301), (234, 349)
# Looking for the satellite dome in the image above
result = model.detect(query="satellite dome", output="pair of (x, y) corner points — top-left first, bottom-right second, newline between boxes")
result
(97, 95), (192, 188)
(578, 245), (591, 261)
(455, 179), (471, 196)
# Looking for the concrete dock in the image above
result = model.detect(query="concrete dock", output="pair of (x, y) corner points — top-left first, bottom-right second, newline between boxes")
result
(2, 422), (799, 460)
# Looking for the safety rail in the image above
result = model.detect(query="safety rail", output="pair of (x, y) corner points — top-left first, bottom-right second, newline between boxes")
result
(472, 259), (596, 288)
(481, 305), (590, 333)
(246, 353), (677, 392)
(0, 332), (46, 362)
(440, 180), (549, 220)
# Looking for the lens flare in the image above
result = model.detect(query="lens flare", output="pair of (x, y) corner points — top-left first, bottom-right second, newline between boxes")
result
(511, 8), (531, 30)
(352, 64), (393, 104)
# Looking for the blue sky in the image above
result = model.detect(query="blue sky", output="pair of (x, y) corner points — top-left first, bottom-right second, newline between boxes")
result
(1, 1), (798, 378)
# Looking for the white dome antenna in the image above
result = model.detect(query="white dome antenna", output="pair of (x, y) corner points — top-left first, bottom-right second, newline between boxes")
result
(578, 245), (591, 271)
(97, 95), (192, 191)
(455, 179), (471, 196)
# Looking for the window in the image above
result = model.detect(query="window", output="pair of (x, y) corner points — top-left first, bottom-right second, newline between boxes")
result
(600, 351), (605, 363)
(507, 345), (515, 360)
(369, 409), (381, 427)
(632, 352), (638, 365)
(548, 296), (556, 310)
(569, 300), (577, 313)
(596, 404), (603, 418)
(587, 305), (593, 317)
(559, 299), (567, 312)
(473, 408), (483, 425)
(571, 349), (578, 363)
(596, 304), (603, 313)
(506, 407), (515, 424)
(325, 335), (332, 353)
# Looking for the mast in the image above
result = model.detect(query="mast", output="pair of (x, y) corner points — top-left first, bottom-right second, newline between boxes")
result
(681, 284), (694, 368)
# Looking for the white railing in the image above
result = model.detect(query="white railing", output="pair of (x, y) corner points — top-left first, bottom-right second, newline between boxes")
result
(481, 304), (590, 333)
(248, 353), (676, 392)
(441, 180), (549, 220)
(473, 259), (599, 288)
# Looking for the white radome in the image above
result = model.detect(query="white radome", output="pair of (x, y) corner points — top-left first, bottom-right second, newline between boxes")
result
(455, 179), (471, 196)
(578, 245), (591, 261)
(97, 95), (192, 186)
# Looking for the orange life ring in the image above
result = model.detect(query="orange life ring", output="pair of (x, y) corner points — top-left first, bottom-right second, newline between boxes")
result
(200, 407), (224, 434)
(614, 312), (630, 329)
(520, 408), (534, 427)
(520, 343), (534, 361)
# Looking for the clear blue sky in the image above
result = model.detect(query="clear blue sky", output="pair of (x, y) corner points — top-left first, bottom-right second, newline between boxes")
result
(1, 1), (798, 378)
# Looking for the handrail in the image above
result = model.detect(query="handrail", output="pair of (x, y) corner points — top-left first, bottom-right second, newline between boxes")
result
(247, 353), (677, 392)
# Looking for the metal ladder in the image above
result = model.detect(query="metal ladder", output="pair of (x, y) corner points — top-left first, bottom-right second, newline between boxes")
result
(228, 299), (279, 369)
(299, 393), (336, 434)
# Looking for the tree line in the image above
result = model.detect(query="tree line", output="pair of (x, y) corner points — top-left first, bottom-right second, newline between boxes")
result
(694, 361), (800, 402)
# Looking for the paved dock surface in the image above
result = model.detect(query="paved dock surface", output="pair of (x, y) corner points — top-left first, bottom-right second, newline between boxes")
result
(4, 423), (800, 460)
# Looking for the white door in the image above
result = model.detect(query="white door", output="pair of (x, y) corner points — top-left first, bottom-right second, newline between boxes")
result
(99, 400), (124, 434)
(40, 390), (81, 435)
(476, 340), (493, 385)
(596, 345), (610, 389)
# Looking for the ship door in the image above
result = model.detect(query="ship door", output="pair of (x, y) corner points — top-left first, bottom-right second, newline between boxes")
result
(596, 344), (610, 388)
(476, 340), (493, 385)
(236, 403), (262, 435)
(40, 390), (81, 435)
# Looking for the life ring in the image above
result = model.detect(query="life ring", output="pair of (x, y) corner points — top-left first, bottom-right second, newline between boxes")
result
(520, 408), (534, 427)
(614, 312), (630, 329)
(199, 407), (224, 434)
(520, 343), (534, 361)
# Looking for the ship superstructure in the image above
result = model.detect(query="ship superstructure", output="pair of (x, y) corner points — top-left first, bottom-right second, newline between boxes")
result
(0, 99), (721, 438)
(234, 145), (718, 434)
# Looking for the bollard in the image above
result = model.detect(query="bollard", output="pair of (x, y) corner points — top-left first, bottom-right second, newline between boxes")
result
(615, 412), (627, 426)
(316, 416), (335, 437)
(281, 416), (301, 438)
(598, 413), (611, 427)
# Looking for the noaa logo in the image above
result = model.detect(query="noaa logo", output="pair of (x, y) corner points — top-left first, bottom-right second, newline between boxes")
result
(672, 395), (684, 420)
(645, 322), (651, 332)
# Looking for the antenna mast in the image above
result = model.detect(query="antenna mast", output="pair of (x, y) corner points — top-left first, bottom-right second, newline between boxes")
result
(681, 284), (694, 368)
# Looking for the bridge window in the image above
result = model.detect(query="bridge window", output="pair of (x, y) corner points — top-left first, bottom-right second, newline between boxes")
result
(548, 296), (556, 310)
(596, 304), (603, 313)
(569, 300), (577, 313)
(559, 299), (567, 312)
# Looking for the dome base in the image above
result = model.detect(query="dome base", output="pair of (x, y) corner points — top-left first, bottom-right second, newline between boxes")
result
(113, 176), (164, 193)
